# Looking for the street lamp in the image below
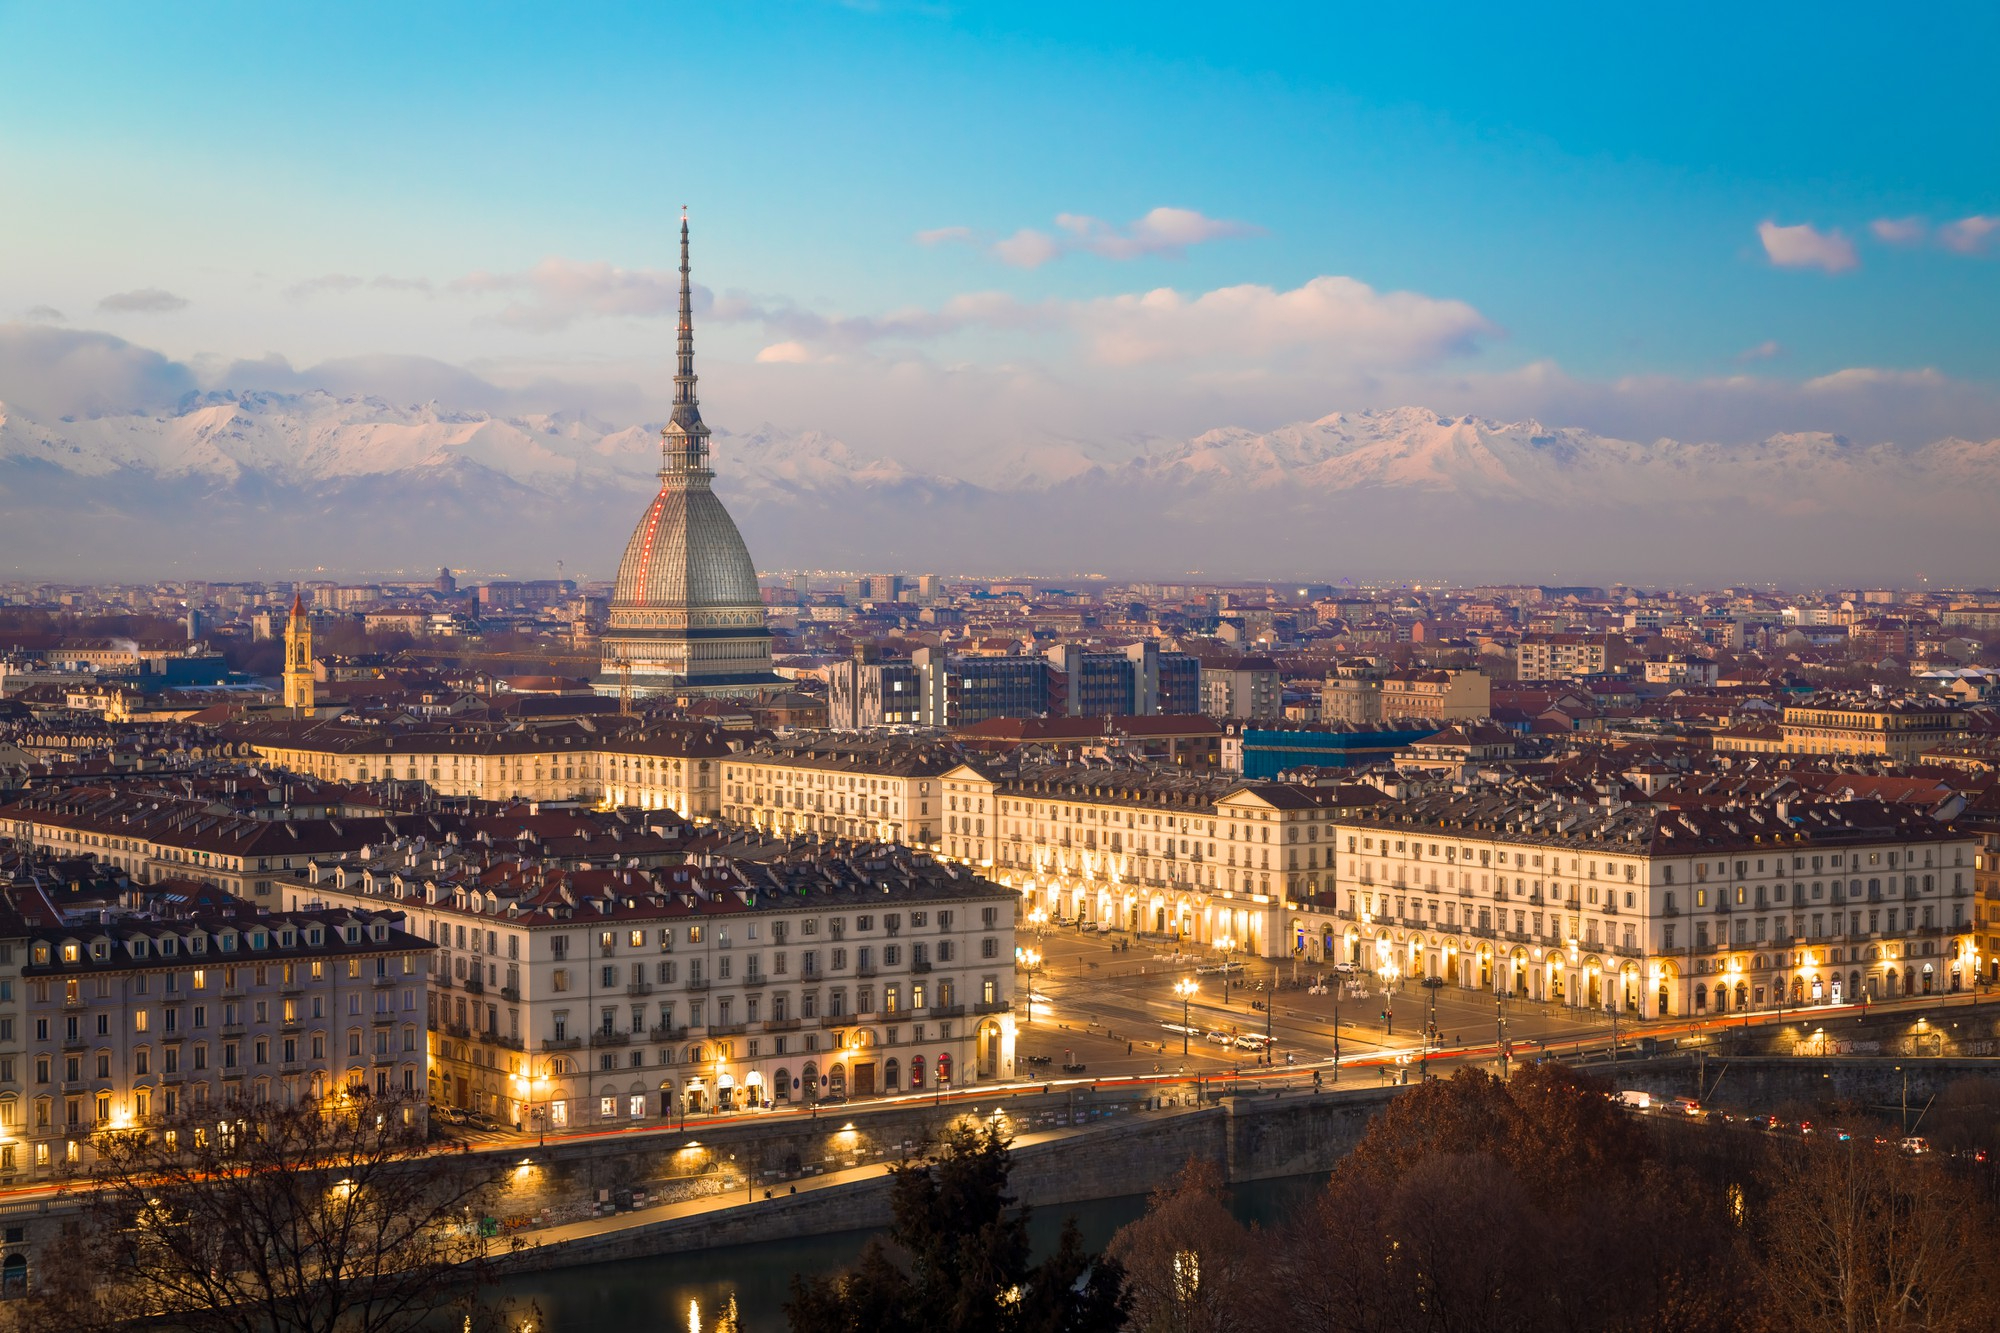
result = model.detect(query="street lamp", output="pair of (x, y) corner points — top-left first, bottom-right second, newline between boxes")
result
(1378, 957), (1401, 1037)
(1018, 946), (1043, 1028)
(1215, 935), (1237, 1005)
(511, 1060), (553, 1147)
(1420, 975), (1445, 1079)
(1173, 978), (1198, 1056)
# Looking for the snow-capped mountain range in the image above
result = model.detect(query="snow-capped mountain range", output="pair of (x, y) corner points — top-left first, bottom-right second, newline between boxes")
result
(2, 394), (1992, 581)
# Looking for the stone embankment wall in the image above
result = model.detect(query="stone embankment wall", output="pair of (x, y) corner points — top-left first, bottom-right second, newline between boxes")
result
(493, 1084), (1400, 1272)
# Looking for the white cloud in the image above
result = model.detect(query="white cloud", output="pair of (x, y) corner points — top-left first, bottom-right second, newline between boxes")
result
(22, 305), (64, 323)
(755, 341), (822, 364)
(1757, 220), (1858, 273)
(1870, 216), (1928, 246)
(1736, 340), (1784, 363)
(284, 273), (435, 301)
(1070, 276), (1494, 368)
(918, 207), (1259, 268)
(990, 228), (1065, 269)
(0, 323), (194, 416)
(1939, 214), (1999, 255)
(285, 273), (364, 301)
(97, 287), (191, 314)
(448, 258), (681, 331)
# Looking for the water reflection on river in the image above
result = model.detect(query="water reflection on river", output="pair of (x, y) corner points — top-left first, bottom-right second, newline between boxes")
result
(495, 1173), (1329, 1332)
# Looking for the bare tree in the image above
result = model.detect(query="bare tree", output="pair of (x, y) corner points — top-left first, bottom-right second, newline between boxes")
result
(40, 1093), (509, 1333)
(1757, 1138), (2000, 1333)
(1105, 1160), (1254, 1333)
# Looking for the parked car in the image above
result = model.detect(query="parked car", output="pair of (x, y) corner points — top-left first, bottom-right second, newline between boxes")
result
(1901, 1136), (1931, 1155)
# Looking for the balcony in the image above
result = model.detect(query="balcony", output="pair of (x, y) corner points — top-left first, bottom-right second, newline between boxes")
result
(973, 1000), (1012, 1015)
(371, 974), (396, 987)
(446, 1022), (471, 1040)
(370, 1013), (395, 1027)
(625, 981), (654, 997)
(500, 986), (521, 1002)
(927, 1004), (965, 1019)
(707, 1022), (747, 1037)
(762, 1017), (802, 1032)
(462, 976), (485, 996)
(650, 1024), (688, 1043)
(910, 960), (933, 974)
(819, 1014), (850, 1028)
(684, 978), (711, 991)
(855, 964), (878, 978)
(280, 1061), (305, 1075)
(589, 1030), (630, 1048)
(600, 945), (618, 959)
(541, 1037), (582, 1052)
(493, 1033), (524, 1051)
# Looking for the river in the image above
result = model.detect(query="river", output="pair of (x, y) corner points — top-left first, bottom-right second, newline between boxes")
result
(493, 1173), (1330, 1332)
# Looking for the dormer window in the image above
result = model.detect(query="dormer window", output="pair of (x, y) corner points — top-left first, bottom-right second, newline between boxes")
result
(279, 929), (296, 948)
(131, 939), (148, 959)
(251, 932), (267, 949)
(61, 944), (80, 964)
(188, 936), (206, 955)
(307, 928), (323, 947)
(343, 926), (360, 944)
(160, 938), (177, 957)
(33, 944), (50, 965)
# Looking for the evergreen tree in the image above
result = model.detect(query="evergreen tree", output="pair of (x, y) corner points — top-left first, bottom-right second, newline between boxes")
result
(785, 1123), (1125, 1333)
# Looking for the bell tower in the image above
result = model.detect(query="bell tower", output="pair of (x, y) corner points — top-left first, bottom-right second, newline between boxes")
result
(283, 592), (316, 715)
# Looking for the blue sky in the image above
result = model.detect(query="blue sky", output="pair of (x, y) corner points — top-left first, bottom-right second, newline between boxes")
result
(3, 1), (1997, 461)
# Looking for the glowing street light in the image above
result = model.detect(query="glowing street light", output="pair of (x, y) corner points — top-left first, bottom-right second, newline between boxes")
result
(1215, 934), (1237, 1004)
(1018, 946), (1043, 1027)
(1173, 977), (1199, 1056)
(1378, 955), (1401, 1037)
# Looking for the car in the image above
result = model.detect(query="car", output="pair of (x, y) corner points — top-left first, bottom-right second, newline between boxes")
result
(1204, 1030), (1232, 1044)
(1901, 1137), (1931, 1155)
(1616, 1090), (1654, 1111)
(1668, 1097), (1702, 1117)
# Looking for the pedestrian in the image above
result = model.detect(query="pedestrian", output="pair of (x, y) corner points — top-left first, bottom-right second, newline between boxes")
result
(1127, 1042), (1132, 1055)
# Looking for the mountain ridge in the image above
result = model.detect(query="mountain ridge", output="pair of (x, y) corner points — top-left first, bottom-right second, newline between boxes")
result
(1, 392), (1992, 581)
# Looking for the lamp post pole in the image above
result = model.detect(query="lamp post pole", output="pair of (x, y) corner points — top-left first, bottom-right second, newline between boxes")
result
(1174, 978), (1197, 1056)
(1333, 980), (1341, 1082)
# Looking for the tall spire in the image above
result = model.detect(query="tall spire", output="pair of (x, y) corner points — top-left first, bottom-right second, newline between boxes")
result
(661, 207), (711, 477)
(675, 210), (697, 408)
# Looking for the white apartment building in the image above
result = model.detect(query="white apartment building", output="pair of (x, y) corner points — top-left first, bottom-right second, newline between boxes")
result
(229, 720), (734, 816)
(719, 738), (956, 848)
(3, 907), (430, 1186)
(300, 845), (1017, 1133)
(1312, 792), (1978, 1019)
(939, 760), (1349, 959)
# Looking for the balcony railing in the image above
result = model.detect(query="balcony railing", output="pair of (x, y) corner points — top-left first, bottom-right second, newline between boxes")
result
(589, 1030), (631, 1048)
(626, 981), (654, 997)
(650, 1023), (688, 1043)
(541, 1036), (583, 1052)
